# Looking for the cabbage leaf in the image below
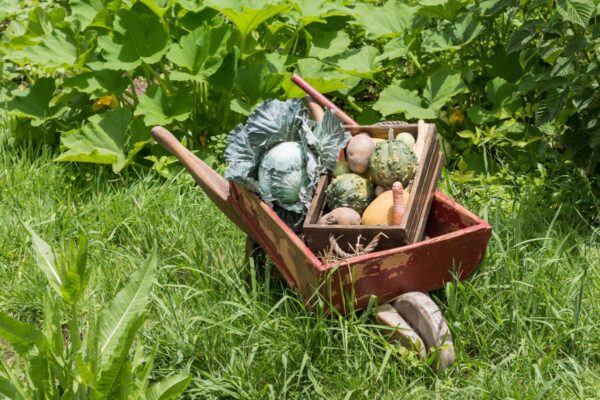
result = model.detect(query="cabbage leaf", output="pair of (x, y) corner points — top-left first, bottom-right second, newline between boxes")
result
(224, 99), (349, 230)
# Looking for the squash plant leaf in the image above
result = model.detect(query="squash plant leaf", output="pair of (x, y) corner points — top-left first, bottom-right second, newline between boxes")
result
(167, 24), (232, 82)
(351, 0), (417, 38)
(8, 78), (57, 126)
(206, 1), (288, 40)
(63, 70), (129, 97)
(423, 69), (467, 110)
(282, 58), (349, 98)
(374, 86), (437, 119)
(55, 109), (131, 172)
(289, 0), (348, 27)
(234, 63), (283, 109)
(134, 86), (193, 127)
(307, 28), (350, 59)
(421, 13), (483, 53)
(330, 46), (382, 79)
(94, 6), (169, 70)
(417, 0), (467, 20)
(7, 29), (79, 71)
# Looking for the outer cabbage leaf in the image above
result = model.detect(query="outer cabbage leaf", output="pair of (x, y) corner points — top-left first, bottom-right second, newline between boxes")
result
(224, 99), (348, 229)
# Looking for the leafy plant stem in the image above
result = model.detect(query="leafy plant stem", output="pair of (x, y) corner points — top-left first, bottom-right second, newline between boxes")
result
(407, 51), (424, 73)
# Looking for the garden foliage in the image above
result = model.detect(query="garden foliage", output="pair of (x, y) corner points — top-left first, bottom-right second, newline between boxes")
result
(0, 228), (191, 399)
(1, 0), (599, 179)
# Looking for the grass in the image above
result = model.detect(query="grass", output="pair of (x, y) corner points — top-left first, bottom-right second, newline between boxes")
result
(1, 137), (599, 399)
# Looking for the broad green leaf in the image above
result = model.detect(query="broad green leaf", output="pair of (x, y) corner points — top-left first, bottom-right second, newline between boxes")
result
(283, 59), (349, 97)
(234, 63), (283, 107)
(206, 1), (288, 39)
(167, 24), (232, 82)
(139, 0), (170, 18)
(485, 77), (518, 108)
(97, 249), (157, 372)
(94, 6), (169, 70)
(421, 14), (483, 52)
(145, 374), (192, 400)
(177, 0), (205, 11)
(63, 70), (129, 97)
(506, 20), (544, 54)
(7, 29), (78, 70)
(373, 86), (436, 119)
(290, 0), (348, 26)
(134, 86), (193, 126)
(377, 38), (408, 61)
(417, 0), (467, 20)
(467, 105), (499, 124)
(0, 376), (18, 399)
(55, 109), (131, 172)
(423, 69), (467, 110)
(351, 0), (417, 38)
(8, 78), (56, 126)
(0, 312), (44, 354)
(330, 46), (382, 79)
(22, 224), (62, 296)
(60, 235), (89, 304)
(557, 0), (595, 27)
(68, 0), (105, 29)
(307, 29), (350, 59)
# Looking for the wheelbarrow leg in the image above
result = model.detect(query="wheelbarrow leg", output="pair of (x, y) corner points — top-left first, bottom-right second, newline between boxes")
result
(244, 236), (264, 285)
(393, 292), (455, 372)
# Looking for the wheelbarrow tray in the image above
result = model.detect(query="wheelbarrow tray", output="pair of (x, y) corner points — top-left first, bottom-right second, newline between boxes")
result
(230, 183), (491, 314)
(152, 126), (491, 315)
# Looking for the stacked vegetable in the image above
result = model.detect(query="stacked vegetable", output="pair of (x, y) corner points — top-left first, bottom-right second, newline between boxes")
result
(323, 129), (418, 226)
(224, 99), (350, 231)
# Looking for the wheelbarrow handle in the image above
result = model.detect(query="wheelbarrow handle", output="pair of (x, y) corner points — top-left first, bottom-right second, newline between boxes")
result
(151, 126), (249, 234)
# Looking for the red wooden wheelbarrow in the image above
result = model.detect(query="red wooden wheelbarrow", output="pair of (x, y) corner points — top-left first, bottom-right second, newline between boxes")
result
(151, 77), (492, 371)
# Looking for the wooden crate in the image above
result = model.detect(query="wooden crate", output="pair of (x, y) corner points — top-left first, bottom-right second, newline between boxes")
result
(303, 121), (443, 255)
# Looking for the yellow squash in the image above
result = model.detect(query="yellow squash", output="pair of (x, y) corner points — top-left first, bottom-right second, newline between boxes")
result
(361, 189), (410, 225)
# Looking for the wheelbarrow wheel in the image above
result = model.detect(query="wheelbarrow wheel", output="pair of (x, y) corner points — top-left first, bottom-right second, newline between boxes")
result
(393, 292), (455, 372)
(377, 304), (427, 360)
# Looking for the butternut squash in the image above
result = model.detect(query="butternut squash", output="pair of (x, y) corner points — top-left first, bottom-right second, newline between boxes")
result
(361, 188), (410, 225)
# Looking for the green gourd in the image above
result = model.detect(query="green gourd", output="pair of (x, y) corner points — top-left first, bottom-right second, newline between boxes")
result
(369, 128), (418, 188)
(326, 173), (374, 214)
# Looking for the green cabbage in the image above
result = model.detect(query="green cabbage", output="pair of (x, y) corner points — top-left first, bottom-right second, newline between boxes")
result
(224, 99), (349, 230)
(258, 142), (308, 204)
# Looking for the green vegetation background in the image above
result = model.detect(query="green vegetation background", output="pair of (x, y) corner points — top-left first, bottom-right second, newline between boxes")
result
(1, 0), (600, 398)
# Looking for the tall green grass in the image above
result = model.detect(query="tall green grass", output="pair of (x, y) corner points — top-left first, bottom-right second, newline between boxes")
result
(1, 140), (599, 398)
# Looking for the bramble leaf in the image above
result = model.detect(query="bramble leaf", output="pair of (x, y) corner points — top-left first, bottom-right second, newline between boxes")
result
(556, 0), (595, 27)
